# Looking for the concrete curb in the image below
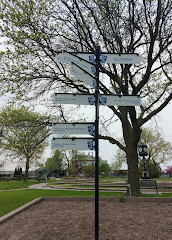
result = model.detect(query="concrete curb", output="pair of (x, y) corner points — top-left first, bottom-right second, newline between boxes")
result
(0, 196), (172, 225)
(0, 197), (43, 225)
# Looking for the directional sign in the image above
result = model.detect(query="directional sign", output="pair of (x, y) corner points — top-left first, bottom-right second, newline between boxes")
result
(51, 138), (94, 150)
(101, 53), (140, 64)
(53, 93), (141, 106)
(76, 53), (140, 64)
(53, 93), (95, 105)
(99, 94), (141, 106)
(52, 123), (95, 135)
(71, 62), (97, 88)
(56, 52), (96, 76)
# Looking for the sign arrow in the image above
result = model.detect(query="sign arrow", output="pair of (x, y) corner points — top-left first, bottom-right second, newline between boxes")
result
(52, 122), (95, 135)
(56, 52), (96, 76)
(53, 93), (141, 106)
(71, 62), (97, 88)
(51, 138), (95, 150)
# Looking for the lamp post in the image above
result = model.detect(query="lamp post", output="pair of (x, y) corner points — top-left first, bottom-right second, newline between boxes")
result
(138, 143), (149, 179)
(0, 129), (3, 144)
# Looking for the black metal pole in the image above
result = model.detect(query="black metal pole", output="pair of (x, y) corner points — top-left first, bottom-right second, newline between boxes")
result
(95, 46), (100, 240)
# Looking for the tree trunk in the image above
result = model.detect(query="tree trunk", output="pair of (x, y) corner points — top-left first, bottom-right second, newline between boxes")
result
(121, 108), (142, 196)
(126, 143), (141, 196)
(24, 159), (30, 182)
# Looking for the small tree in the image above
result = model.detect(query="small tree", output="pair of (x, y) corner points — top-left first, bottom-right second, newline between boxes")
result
(165, 166), (172, 178)
(99, 159), (111, 175)
(84, 164), (95, 177)
(65, 167), (75, 177)
(14, 167), (23, 180)
(0, 105), (50, 181)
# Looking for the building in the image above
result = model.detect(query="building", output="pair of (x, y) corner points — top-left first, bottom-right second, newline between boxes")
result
(71, 153), (95, 176)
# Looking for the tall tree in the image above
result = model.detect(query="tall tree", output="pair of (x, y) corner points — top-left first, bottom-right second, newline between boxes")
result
(0, 0), (171, 194)
(0, 105), (50, 181)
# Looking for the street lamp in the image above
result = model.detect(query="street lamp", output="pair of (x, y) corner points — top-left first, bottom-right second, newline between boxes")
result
(0, 129), (3, 144)
(138, 143), (149, 179)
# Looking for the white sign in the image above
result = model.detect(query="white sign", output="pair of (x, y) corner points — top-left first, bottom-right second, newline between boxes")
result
(52, 123), (95, 135)
(100, 95), (141, 106)
(71, 63), (97, 88)
(51, 138), (94, 150)
(53, 93), (95, 105)
(56, 52), (96, 76)
(76, 53), (140, 64)
(53, 93), (141, 106)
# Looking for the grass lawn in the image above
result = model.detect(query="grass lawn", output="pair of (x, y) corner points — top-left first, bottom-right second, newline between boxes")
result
(0, 178), (171, 218)
(0, 180), (39, 190)
(0, 189), (124, 217)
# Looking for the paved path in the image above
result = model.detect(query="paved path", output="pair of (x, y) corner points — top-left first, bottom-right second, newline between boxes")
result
(0, 182), (168, 194)
(28, 183), (162, 194)
(28, 183), (52, 190)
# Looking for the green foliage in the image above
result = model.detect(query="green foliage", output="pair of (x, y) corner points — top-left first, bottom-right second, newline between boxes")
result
(112, 149), (126, 170)
(139, 128), (172, 165)
(113, 127), (172, 171)
(45, 150), (64, 177)
(65, 167), (75, 177)
(0, 105), (50, 180)
(119, 196), (125, 203)
(99, 159), (111, 175)
(84, 164), (95, 177)
(139, 160), (162, 178)
(13, 167), (23, 180)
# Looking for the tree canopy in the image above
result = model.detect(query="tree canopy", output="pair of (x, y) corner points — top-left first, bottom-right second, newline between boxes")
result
(0, 105), (50, 180)
(0, 0), (171, 194)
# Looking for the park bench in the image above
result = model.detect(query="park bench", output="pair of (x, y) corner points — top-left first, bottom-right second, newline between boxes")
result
(139, 179), (158, 194)
(126, 179), (158, 194)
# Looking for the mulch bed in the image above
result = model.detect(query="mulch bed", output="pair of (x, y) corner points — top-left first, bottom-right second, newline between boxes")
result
(0, 197), (172, 240)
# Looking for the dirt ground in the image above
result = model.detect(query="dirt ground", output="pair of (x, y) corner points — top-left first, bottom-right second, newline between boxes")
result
(0, 197), (172, 240)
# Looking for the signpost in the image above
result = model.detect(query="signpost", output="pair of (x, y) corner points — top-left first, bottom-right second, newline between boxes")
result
(54, 48), (141, 240)
(52, 122), (95, 135)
